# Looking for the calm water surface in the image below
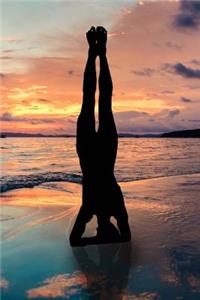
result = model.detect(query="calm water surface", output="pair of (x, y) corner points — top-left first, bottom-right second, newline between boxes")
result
(1, 138), (200, 186)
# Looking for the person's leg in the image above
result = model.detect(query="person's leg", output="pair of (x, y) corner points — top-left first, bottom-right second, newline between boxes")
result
(69, 205), (93, 246)
(70, 27), (97, 246)
(113, 186), (131, 242)
(96, 213), (121, 242)
(95, 27), (131, 243)
(76, 27), (97, 162)
(97, 27), (118, 169)
(115, 209), (131, 242)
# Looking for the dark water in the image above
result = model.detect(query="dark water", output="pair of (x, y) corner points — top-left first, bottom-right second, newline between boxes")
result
(1, 137), (200, 192)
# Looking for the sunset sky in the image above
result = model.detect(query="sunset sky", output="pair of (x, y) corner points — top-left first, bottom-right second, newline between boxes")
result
(1, 0), (200, 134)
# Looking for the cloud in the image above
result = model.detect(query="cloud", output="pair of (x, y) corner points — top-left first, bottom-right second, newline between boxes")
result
(0, 55), (13, 60)
(188, 119), (200, 123)
(166, 41), (182, 50)
(3, 49), (16, 54)
(181, 96), (193, 103)
(167, 109), (180, 118)
(160, 90), (175, 95)
(7, 86), (47, 101)
(174, 14), (197, 29)
(38, 98), (51, 103)
(0, 112), (15, 121)
(111, 107), (198, 134)
(131, 68), (155, 77)
(191, 59), (200, 66)
(0, 35), (23, 42)
(173, 1), (200, 30)
(184, 84), (200, 90)
(26, 272), (87, 298)
(0, 278), (9, 289)
(67, 116), (76, 124)
(0, 112), (55, 124)
(0, 111), (77, 134)
(68, 70), (74, 76)
(30, 119), (55, 125)
(113, 109), (182, 134)
(115, 110), (149, 119)
(171, 63), (200, 79)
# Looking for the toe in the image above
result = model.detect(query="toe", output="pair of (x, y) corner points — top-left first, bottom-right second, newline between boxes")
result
(97, 26), (103, 32)
(97, 26), (107, 32)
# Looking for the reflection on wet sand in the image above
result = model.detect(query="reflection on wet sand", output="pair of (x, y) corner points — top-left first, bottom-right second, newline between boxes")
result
(0, 182), (81, 207)
(0, 278), (9, 289)
(1, 174), (200, 299)
(72, 242), (132, 299)
(26, 272), (87, 298)
(2, 207), (76, 241)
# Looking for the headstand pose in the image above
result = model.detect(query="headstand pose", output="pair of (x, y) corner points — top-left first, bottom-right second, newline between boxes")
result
(70, 27), (131, 246)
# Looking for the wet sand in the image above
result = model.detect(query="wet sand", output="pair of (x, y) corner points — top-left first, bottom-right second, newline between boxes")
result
(1, 174), (200, 299)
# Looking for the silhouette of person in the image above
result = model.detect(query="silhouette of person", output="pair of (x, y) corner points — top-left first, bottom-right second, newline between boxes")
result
(72, 242), (132, 298)
(70, 26), (131, 246)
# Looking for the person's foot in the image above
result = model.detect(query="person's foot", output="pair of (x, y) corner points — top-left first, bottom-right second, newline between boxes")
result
(86, 26), (97, 56)
(96, 26), (107, 56)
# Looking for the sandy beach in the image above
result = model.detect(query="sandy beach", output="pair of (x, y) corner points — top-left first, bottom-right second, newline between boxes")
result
(1, 174), (200, 300)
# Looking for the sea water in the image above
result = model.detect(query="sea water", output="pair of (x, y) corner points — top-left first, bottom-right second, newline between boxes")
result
(1, 137), (200, 192)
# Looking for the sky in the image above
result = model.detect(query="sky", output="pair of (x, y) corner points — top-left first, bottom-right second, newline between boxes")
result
(1, 0), (200, 135)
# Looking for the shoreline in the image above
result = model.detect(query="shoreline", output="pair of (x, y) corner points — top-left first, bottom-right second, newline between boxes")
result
(1, 171), (200, 194)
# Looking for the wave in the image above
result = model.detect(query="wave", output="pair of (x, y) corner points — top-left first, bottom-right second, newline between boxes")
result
(0, 172), (82, 193)
(0, 172), (148, 193)
(1, 170), (200, 193)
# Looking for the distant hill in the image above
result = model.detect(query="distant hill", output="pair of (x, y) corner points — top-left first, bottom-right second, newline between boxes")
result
(161, 129), (200, 138)
(0, 132), (75, 138)
(118, 133), (161, 138)
(1, 132), (161, 138)
(2, 130), (200, 138)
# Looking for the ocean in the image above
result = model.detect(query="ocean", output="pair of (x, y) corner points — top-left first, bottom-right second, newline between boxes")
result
(1, 137), (200, 193)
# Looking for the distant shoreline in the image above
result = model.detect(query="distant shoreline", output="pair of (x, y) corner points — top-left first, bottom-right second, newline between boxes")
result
(1, 128), (200, 138)
(161, 129), (200, 138)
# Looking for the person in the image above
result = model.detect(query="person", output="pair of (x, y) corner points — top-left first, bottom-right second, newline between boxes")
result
(69, 26), (131, 246)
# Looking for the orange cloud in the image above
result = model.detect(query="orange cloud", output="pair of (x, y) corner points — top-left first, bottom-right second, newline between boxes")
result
(0, 278), (9, 289)
(27, 272), (87, 298)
